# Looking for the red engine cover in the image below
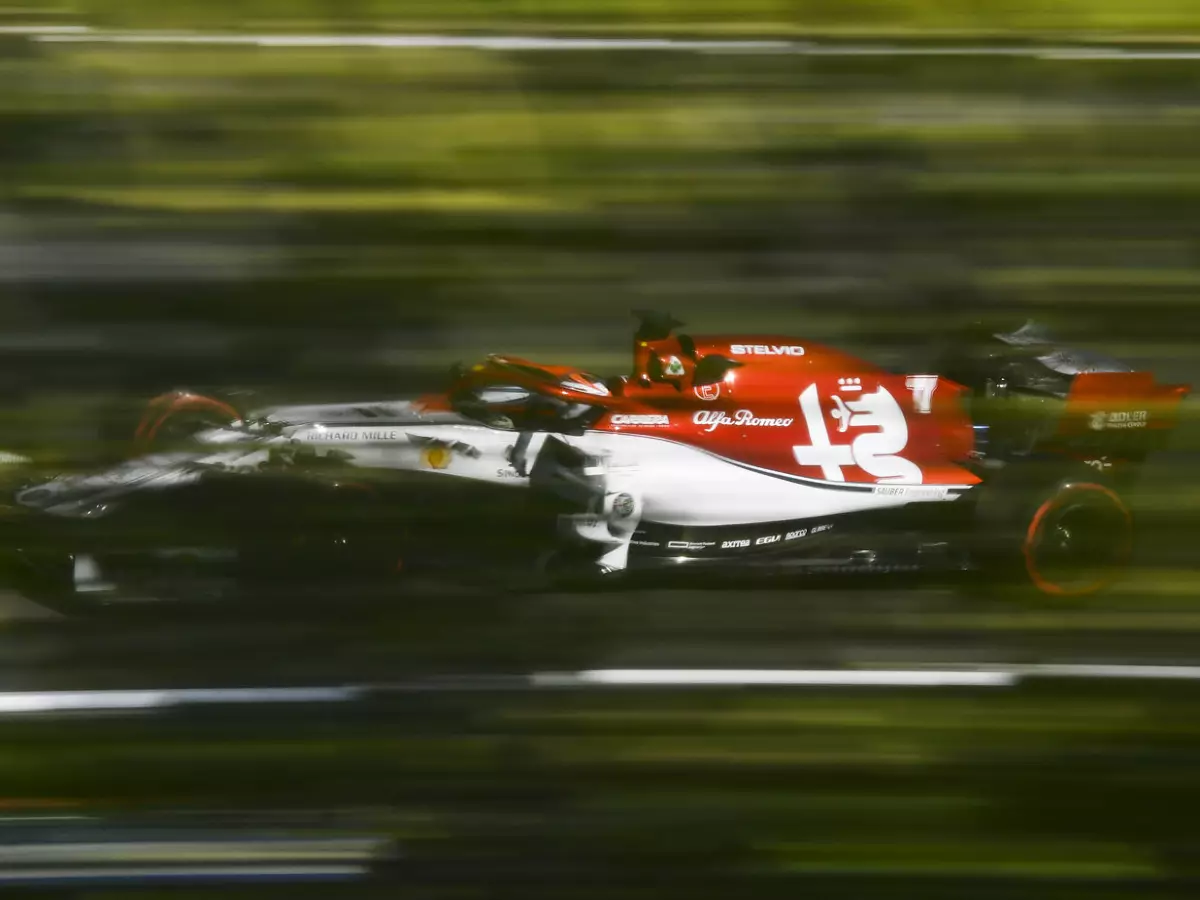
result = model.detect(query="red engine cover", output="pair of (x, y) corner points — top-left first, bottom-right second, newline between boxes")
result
(604, 334), (980, 487)
(425, 334), (981, 490)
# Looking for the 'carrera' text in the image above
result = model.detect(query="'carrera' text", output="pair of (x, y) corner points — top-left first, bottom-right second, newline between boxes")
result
(611, 414), (670, 426)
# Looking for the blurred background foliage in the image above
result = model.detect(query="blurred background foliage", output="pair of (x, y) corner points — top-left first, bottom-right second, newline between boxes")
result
(3, 0), (1200, 409)
(0, 5), (1199, 896)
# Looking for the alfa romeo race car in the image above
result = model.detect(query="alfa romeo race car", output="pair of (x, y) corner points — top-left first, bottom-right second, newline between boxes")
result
(0, 312), (1188, 611)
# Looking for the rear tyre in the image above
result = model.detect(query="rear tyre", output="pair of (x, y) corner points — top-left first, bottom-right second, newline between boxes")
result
(972, 468), (1134, 600)
(1020, 482), (1132, 597)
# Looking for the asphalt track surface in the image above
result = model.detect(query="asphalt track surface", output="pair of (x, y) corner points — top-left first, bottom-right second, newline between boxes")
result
(1, 563), (1198, 692)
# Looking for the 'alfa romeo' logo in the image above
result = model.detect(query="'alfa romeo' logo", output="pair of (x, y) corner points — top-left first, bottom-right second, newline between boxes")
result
(692, 409), (794, 432)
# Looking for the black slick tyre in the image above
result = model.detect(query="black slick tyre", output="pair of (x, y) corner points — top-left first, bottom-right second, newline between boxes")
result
(972, 466), (1134, 600)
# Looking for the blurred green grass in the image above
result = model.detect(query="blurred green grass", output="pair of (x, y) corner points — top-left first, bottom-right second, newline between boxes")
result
(9, 37), (1200, 345)
(1, 682), (1199, 893)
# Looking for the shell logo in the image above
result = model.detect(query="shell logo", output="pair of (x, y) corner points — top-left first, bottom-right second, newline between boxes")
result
(421, 445), (453, 469)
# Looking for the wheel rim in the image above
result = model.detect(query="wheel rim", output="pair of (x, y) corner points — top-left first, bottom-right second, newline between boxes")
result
(1023, 484), (1132, 596)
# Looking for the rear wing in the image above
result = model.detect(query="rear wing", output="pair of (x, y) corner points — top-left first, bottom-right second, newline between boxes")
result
(1055, 371), (1190, 448)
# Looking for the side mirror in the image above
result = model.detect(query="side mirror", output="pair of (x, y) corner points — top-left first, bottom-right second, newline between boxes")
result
(693, 354), (744, 387)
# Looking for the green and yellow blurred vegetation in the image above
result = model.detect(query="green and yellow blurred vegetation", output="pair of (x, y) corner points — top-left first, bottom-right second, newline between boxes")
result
(4, 2), (1200, 367)
(9, 38), (1200, 354)
(4, 681), (1200, 897)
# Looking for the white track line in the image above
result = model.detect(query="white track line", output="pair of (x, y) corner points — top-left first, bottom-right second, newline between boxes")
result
(0, 865), (368, 885)
(0, 837), (382, 864)
(1016, 663), (1200, 680)
(532, 668), (1016, 687)
(31, 32), (793, 52)
(556, 666), (1200, 687)
(0, 685), (360, 713)
(2, 664), (1200, 713)
(26, 31), (1200, 60)
(0, 25), (90, 34)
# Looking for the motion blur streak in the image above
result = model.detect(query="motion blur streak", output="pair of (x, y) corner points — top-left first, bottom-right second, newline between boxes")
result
(14, 664), (1200, 717)
(34, 32), (1200, 61)
(1019, 664), (1200, 679)
(534, 668), (1018, 687)
(34, 32), (794, 52)
(0, 25), (90, 35)
(0, 686), (360, 713)
(0, 865), (369, 887)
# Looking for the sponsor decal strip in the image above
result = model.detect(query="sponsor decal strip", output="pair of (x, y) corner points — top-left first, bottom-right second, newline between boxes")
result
(693, 409), (794, 432)
(304, 429), (405, 441)
(637, 519), (836, 555)
(1088, 410), (1149, 430)
(729, 344), (805, 356)
(610, 414), (671, 426)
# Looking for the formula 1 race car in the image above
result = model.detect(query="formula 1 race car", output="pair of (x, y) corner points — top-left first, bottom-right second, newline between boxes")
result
(0, 312), (1188, 611)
